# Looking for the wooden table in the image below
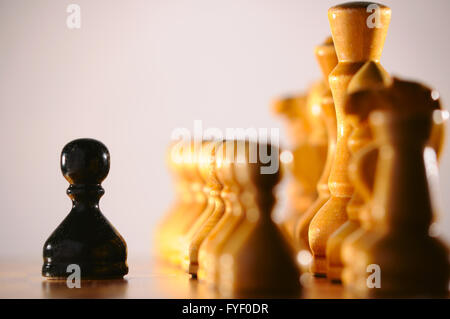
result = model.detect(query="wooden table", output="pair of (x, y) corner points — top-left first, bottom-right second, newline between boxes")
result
(0, 256), (348, 299)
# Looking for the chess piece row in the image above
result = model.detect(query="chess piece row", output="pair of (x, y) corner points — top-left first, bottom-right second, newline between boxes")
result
(156, 140), (301, 297)
(42, 137), (301, 297)
(273, 1), (449, 297)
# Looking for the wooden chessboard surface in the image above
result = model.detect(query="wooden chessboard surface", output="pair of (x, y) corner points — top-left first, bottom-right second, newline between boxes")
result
(0, 257), (348, 299)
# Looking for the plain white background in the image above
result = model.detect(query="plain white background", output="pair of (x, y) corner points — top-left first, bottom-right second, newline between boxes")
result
(0, 0), (449, 260)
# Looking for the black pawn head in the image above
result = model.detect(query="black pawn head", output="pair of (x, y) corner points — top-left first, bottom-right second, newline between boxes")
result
(61, 138), (110, 185)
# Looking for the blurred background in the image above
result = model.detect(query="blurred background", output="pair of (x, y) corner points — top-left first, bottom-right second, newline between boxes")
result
(0, 0), (449, 261)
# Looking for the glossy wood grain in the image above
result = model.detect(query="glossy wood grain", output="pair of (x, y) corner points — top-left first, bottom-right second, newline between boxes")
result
(0, 257), (347, 299)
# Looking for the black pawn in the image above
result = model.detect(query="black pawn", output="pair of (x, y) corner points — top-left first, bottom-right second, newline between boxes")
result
(42, 138), (128, 279)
